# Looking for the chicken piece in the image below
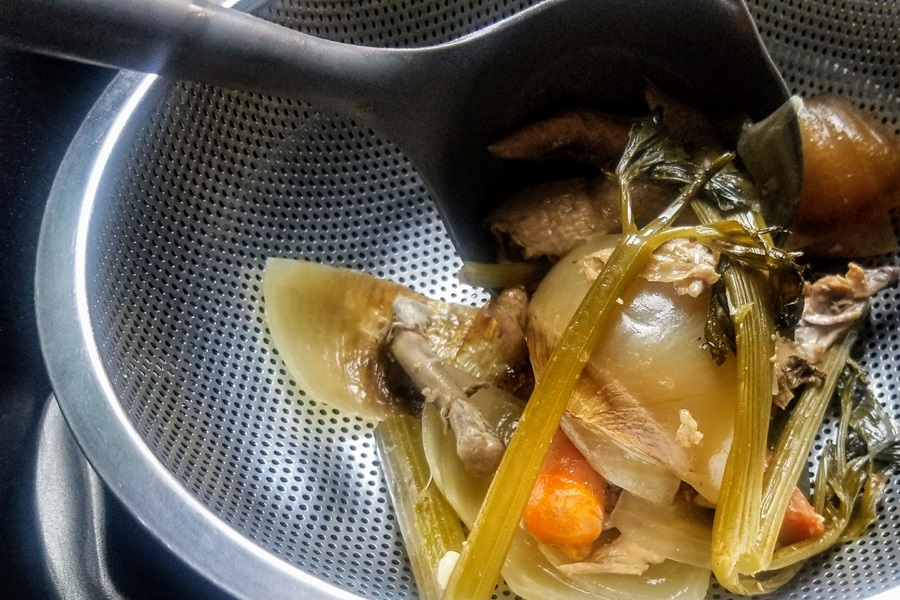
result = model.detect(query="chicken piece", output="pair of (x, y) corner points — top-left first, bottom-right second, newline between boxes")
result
(387, 297), (506, 476)
(645, 82), (723, 150)
(773, 263), (900, 407)
(795, 264), (900, 356)
(556, 536), (665, 577)
(488, 177), (672, 261)
(488, 109), (634, 168)
(580, 238), (720, 298)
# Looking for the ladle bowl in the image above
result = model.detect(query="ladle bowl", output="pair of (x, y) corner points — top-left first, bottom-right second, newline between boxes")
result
(1, 0), (787, 260)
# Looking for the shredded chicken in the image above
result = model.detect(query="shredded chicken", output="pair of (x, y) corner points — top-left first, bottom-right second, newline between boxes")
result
(675, 409), (704, 447)
(555, 536), (665, 576)
(773, 263), (900, 407)
(580, 238), (720, 297)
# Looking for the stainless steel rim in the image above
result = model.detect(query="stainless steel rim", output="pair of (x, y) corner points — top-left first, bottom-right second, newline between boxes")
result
(33, 1), (900, 599)
(35, 68), (362, 599)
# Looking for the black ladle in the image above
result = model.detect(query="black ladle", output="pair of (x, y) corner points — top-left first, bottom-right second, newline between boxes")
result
(0, 0), (789, 261)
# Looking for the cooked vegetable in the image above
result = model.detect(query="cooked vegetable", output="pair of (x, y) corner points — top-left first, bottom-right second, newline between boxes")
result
(265, 94), (900, 600)
(777, 488), (825, 546)
(789, 95), (900, 257)
(527, 234), (734, 503)
(443, 118), (736, 600)
(458, 259), (548, 290)
(421, 391), (711, 600)
(608, 491), (713, 570)
(263, 257), (479, 420)
(765, 350), (900, 573)
(374, 414), (466, 600)
(693, 206), (779, 589)
(562, 385), (684, 506)
(451, 286), (532, 398)
(523, 428), (607, 558)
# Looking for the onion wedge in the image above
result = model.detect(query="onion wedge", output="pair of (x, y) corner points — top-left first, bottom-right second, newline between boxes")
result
(263, 257), (478, 420)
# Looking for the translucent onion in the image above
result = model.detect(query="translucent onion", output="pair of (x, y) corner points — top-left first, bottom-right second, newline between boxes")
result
(527, 236), (738, 503)
(609, 492), (713, 570)
(263, 257), (478, 421)
(562, 412), (682, 505)
(421, 394), (710, 600)
(789, 95), (900, 257)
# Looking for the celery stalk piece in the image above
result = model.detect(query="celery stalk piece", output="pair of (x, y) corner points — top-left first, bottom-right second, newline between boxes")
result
(754, 331), (857, 562)
(710, 263), (774, 584)
(690, 202), (778, 591)
(441, 233), (656, 600)
(374, 415), (465, 600)
(769, 363), (892, 571)
(443, 154), (730, 600)
(703, 335), (856, 595)
(458, 260), (547, 289)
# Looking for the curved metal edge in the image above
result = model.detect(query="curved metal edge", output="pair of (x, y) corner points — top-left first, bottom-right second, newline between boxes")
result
(32, 5), (366, 600)
(34, 394), (239, 600)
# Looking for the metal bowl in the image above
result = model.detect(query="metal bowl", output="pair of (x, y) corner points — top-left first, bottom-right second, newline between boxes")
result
(35, 1), (900, 598)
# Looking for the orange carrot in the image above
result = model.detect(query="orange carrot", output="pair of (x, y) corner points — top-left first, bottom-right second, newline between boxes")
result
(523, 428), (607, 559)
(763, 450), (825, 546)
(778, 487), (825, 546)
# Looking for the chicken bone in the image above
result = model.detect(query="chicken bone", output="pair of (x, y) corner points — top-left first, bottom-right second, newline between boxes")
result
(386, 296), (506, 476)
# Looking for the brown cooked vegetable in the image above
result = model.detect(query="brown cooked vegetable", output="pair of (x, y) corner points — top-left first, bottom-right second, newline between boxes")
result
(788, 95), (900, 257)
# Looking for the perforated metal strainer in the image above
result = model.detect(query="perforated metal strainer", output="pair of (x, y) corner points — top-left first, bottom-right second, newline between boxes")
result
(35, 1), (900, 599)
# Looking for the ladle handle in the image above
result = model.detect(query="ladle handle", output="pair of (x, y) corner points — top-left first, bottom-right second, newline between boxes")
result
(0, 0), (397, 117)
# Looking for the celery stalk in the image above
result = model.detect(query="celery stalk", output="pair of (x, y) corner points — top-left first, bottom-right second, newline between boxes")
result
(754, 331), (857, 562)
(710, 262), (775, 583)
(690, 202), (777, 591)
(374, 415), (465, 600)
(441, 233), (655, 600)
(769, 362), (890, 571)
(458, 260), (547, 289)
(443, 157), (728, 600)
(701, 335), (857, 594)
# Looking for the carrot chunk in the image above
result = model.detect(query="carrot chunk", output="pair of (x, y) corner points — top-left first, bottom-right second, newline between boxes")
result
(523, 428), (606, 558)
(778, 487), (825, 546)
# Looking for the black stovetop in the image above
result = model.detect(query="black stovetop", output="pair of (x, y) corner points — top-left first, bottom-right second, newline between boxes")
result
(0, 49), (231, 600)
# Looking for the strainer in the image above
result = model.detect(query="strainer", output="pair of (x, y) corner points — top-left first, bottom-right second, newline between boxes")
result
(33, 1), (900, 600)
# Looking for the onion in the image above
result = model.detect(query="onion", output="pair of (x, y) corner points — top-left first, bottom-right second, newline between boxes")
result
(789, 95), (900, 257)
(527, 236), (737, 503)
(263, 257), (478, 420)
(609, 492), (713, 570)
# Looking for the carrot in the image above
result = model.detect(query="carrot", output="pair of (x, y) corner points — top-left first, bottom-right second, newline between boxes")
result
(778, 487), (825, 546)
(762, 450), (825, 546)
(523, 428), (607, 559)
